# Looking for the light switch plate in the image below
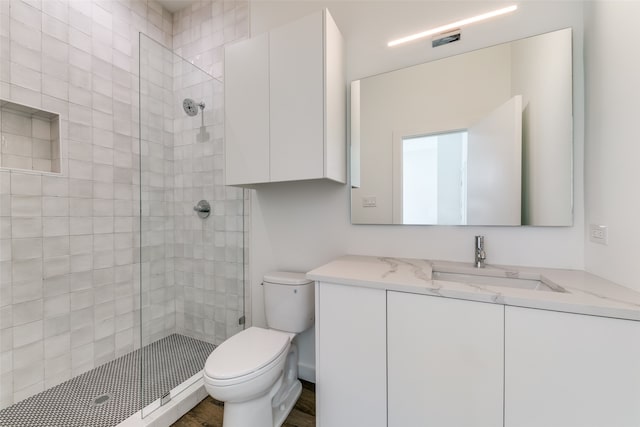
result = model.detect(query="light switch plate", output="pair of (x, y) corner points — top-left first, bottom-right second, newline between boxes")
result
(589, 224), (608, 245)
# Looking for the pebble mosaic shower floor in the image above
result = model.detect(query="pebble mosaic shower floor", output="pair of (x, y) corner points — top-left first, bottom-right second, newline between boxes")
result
(0, 334), (215, 427)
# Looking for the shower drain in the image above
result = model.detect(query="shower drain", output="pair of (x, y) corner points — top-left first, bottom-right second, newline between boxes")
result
(91, 393), (113, 408)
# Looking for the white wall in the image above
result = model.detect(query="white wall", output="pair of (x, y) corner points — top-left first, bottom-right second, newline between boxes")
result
(248, 1), (586, 381)
(584, 1), (640, 293)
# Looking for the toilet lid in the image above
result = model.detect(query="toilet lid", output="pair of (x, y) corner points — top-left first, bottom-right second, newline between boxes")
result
(263, 271), (312, 285)
(204, 327), (290, 380)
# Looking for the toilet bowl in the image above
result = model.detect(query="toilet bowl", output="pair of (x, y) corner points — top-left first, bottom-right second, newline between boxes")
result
(203, 327), (292, 402)
(203, 272), (314, 427)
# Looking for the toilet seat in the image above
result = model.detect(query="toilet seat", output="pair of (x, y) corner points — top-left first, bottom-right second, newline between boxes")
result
(204, 327), (291, 385)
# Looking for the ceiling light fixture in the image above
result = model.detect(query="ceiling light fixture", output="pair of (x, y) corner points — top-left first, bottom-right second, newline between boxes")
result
(387, 5), (518, 47)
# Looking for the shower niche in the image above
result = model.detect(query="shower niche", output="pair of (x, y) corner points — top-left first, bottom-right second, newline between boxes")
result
(0, 99), (61, 173)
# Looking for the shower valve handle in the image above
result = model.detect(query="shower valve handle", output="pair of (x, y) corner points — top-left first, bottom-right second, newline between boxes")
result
(193, 200), (211, 218)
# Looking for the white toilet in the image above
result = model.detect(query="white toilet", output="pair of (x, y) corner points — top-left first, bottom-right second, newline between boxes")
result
(203, 271), (314, 427)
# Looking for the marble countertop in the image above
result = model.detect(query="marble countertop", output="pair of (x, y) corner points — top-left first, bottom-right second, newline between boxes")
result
(306, 255), (640, 321)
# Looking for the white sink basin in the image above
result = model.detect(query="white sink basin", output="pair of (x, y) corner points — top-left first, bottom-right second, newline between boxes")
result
(432, 271), (564, 292)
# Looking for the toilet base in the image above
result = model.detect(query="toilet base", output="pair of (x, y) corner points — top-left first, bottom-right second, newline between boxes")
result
(271, 343), (302, 427)
(220, 377), (303, 427)
(217, 344), (302, 427)
(272, 379), (302, 427)
(222, 380), (278, 427)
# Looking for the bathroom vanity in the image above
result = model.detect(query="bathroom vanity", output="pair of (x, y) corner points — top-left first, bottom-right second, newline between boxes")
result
(307, 256), (640, 427)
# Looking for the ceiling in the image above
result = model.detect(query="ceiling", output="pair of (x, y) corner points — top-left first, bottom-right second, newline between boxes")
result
(156, 0), (198, 13)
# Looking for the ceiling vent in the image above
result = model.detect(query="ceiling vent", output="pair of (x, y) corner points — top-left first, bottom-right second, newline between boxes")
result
(432, 29), (461, 47)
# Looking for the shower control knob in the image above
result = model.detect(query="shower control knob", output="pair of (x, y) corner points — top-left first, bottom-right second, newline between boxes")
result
(193, 200), (211, 219)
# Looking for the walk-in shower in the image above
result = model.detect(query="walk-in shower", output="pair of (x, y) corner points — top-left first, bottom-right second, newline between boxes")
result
(0, 32), (246, 426)
(138, 32), (246, 421)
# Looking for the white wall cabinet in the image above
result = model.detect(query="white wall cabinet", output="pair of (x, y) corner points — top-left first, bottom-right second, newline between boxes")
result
(387, 291), (504, 427)
(315, 282), (386, 427)
(225, 9), (346, 186)
(505, 306), (640, 427)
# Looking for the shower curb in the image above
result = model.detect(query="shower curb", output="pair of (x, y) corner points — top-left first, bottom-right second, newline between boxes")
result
(118, 372), (207, 427)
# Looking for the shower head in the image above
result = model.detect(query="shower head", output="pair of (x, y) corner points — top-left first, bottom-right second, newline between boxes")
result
(183, 98), (205, 117)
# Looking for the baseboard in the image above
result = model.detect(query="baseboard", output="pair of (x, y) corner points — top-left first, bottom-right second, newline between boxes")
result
(298, 362), (316, 383)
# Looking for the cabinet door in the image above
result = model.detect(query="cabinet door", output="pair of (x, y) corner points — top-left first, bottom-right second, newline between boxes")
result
(316, 282), (386, 427)
(387, 292), (504, 427)
(505, 306), (640, 427)
(224, 33), (270, 185)
(269, 10), (324, 182)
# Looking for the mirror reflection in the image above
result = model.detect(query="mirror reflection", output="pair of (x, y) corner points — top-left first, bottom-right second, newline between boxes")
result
(351, 28), (573, 226)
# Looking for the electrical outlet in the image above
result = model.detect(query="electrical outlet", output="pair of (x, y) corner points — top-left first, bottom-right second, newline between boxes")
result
(362, 196), (377, 207)
(589, 224), (608, 245)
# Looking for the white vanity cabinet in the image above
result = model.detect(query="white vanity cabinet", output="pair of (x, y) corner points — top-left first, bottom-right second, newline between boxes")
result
(315, 282), (386, 427)
(387, 291), (504, 427)
(224, 9), (346, 187)
(505, 306), (640, 427)
(311, 256), (640, 427)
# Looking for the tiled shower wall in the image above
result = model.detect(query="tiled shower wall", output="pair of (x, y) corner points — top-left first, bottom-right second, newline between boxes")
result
(0, 0), (251, 409)
(0, 0), (174, 408)
(137, 0), (250, 347)
(138, 34), (176, 346)
(172, 1), (249, 344)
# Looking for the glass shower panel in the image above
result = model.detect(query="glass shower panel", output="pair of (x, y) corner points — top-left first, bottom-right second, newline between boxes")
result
(138, 33), (245, 418)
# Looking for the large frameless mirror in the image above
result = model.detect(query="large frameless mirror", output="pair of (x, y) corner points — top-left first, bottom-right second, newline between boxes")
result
(351, 28), (573, 226)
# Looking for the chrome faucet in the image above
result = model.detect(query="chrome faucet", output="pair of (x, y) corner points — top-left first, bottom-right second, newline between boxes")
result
(474, 235), (486, 268)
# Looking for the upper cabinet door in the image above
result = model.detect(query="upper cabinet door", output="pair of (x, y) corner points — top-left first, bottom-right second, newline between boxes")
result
(269, 10), (325, 182)
(505, 306), (640, 427)
(225, 33), (270, 186)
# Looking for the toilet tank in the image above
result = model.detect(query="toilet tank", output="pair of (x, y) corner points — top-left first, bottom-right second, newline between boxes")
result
(263, 271), (315, 333)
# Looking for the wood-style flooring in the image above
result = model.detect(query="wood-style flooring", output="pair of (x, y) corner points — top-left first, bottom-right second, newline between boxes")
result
(171, 380), (315, 427)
